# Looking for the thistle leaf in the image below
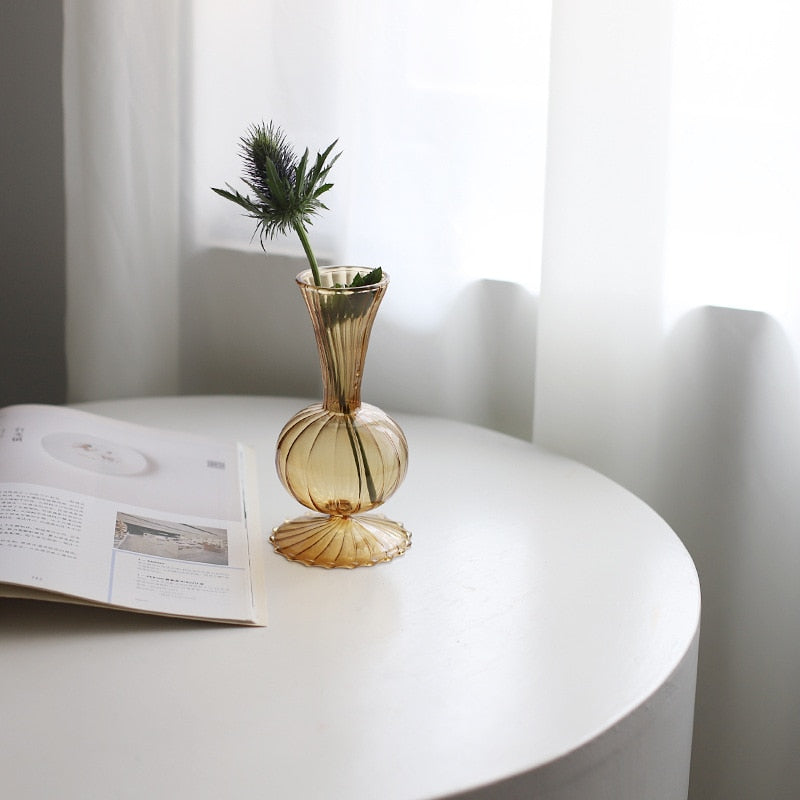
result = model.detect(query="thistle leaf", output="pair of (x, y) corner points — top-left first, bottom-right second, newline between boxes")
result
(349, 267), (383, 287)
(294, 148), (309, 204)
(312, 182), (334, 199)
(211, 185), (258, 213)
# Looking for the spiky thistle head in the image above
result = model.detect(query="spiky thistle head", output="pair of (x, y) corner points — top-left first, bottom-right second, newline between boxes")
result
(239, 121), (299, 221)
(212, 121), (340, 278)
(213, 121), (382, 288)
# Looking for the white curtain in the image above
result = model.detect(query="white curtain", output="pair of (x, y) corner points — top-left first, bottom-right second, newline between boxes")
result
(63, 1), (181, 400)
(65, 0), (549, 439)
(64, 1), (800, 798)
(537, 2), (800, 799)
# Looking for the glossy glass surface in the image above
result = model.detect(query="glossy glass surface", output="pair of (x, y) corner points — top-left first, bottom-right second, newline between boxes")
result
(272, 268), (410, 567)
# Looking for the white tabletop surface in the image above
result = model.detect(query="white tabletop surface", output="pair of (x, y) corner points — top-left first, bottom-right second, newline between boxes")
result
(0, 396), (700, 800)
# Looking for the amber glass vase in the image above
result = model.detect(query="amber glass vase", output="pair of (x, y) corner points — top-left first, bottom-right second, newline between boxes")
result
(272, 267), (410, 568)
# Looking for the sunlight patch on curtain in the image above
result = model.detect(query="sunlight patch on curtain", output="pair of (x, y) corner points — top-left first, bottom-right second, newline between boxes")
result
(189, 0), (551, 326)
(664, 0), (800, 328)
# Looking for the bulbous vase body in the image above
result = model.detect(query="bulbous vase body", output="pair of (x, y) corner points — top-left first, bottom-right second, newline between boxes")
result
(272, 267), (410, 568)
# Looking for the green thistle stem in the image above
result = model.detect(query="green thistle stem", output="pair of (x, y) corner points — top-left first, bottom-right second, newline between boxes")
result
(342, 414), (378, 506)
(294, 221), (322, 287)
(321, 300), (379, 507)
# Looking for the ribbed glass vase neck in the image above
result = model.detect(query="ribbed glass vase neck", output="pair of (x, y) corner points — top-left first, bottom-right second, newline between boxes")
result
(297, 268), (388, 414)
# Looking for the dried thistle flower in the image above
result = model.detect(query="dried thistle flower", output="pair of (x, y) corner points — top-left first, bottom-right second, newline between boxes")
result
(213, 121), (381, 288)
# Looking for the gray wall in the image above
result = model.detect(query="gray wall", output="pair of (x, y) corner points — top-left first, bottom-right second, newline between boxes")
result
(0, 0), (67, 406)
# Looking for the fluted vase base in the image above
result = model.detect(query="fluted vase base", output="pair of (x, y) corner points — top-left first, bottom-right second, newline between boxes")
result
(270, 513), (411, 569)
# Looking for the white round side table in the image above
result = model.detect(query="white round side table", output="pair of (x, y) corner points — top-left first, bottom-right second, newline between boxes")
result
(0, 395), (700, 800)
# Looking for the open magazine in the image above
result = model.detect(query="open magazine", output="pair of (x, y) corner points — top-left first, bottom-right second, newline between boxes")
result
(0, 404), (267, 626)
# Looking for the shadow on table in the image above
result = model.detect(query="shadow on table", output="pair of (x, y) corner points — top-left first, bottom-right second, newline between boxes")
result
(0, 597), (230, 638)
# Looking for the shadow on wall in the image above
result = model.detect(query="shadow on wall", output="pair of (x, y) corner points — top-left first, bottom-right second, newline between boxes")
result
(654, 305), (800, 800)
(180, 249), (320, 400)
(0, 0), (66, 407)
(180, 248), (538, 440)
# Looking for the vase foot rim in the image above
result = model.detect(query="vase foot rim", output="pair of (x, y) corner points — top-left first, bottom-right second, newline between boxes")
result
(270, 513), (411, 569)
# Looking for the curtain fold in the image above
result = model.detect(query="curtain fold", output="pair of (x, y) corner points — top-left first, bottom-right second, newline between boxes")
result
(63, 0), (180, 402)
(535, 0), (672, 502)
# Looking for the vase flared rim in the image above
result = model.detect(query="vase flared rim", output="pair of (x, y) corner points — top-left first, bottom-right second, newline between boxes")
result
(296, 266), (389, 292)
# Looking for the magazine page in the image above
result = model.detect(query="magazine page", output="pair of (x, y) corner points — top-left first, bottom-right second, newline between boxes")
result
(0, 405), (266, 625)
